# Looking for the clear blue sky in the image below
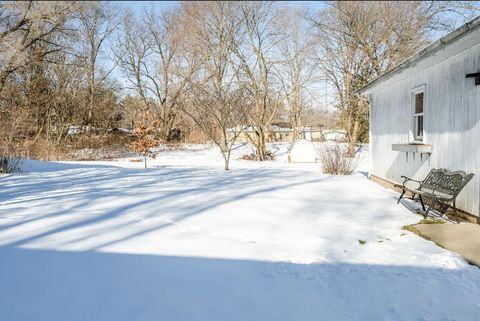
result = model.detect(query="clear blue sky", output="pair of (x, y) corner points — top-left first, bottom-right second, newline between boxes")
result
(114, 1), (327, 14)
(113, 1), (177, 13)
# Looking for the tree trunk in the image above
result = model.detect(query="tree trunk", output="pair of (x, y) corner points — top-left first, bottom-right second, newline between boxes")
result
(223, 153), (230, 171)
(292, 125), (299, 142)
(255, 127), (267, 161)
(347, 120), (360, 157)
(291, 104), (301, 141)
(144, 156), (147, 169)
(86, 53), (95, 134)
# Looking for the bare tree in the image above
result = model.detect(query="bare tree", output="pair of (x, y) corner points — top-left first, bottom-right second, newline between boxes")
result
(0, 1), (77, 93)
(180, 1), (245, 170)
(116, 6), (195, 141)
(232, 1), (281, 161)
(275, 6), (318, 141)
(46, 49), (84, 144)
(0, 1), (127, 160)
(77, 2), (118, 132)
(115, 11), (150, 105)
(0, 1), (80, 159)
(182, 88), (246, 170)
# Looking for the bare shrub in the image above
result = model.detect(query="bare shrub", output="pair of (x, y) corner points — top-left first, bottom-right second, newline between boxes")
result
(0, 147), (26, 173)
(24, 131), (134, 161)
(0, 157), (22, 174)
(183, 129), (208, 144)
(239, 150), (275, 161)
(320, 143), (357, 175)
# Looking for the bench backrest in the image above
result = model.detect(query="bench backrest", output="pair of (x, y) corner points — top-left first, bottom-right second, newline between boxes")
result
(420, 168), (474, 200)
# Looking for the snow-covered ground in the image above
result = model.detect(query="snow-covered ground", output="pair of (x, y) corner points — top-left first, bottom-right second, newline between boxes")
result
(1, 143), (479, 321)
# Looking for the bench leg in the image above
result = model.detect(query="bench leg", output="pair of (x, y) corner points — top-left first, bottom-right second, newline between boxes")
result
(418, 195), (426, 212)
(452, 200), (459, 224)
(397, 190), (406, 204)
(424, 204), (431, 219)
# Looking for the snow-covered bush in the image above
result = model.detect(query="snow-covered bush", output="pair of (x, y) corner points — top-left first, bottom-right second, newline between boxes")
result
(320, 143), (357, 175)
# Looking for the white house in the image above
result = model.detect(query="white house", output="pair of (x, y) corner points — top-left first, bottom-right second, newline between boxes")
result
(357, 16), (480, 222)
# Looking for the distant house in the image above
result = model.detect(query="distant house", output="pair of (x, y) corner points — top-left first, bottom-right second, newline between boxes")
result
(357, 16), (480, 222)
(227, 125), (323, 143)
(321, 129), (347, 142)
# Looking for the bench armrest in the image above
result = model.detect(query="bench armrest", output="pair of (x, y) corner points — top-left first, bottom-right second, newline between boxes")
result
(400, 175), (422, 183)
(399, 176), (423, 190)
(401, 175), (423, 185)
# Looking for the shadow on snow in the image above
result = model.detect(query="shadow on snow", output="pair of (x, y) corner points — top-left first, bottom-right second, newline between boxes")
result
(1, 164), (480, 320)
(1, 247), (479, 321)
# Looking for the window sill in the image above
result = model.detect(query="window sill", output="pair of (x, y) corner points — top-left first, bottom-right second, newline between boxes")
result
(392, 143), (432, 153)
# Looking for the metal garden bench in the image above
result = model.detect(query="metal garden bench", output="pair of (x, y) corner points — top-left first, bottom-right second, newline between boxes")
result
(395, 168), (474, 223)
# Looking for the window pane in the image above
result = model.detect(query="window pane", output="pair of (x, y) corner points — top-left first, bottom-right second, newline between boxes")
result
(415, 93), (424, 114)
(415, 115), (423, 139)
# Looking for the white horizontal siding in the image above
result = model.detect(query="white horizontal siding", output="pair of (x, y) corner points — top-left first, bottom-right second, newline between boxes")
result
(369, 41), (480, 216)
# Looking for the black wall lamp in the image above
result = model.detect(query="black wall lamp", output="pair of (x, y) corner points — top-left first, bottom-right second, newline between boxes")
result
(466, 72), (480, 85)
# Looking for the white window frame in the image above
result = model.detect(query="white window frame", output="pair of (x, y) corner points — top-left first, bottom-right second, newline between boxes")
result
(410, 85), (426, 142)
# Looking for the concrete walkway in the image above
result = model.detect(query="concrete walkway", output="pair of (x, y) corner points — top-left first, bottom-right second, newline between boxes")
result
(413, 223), (480, 267)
